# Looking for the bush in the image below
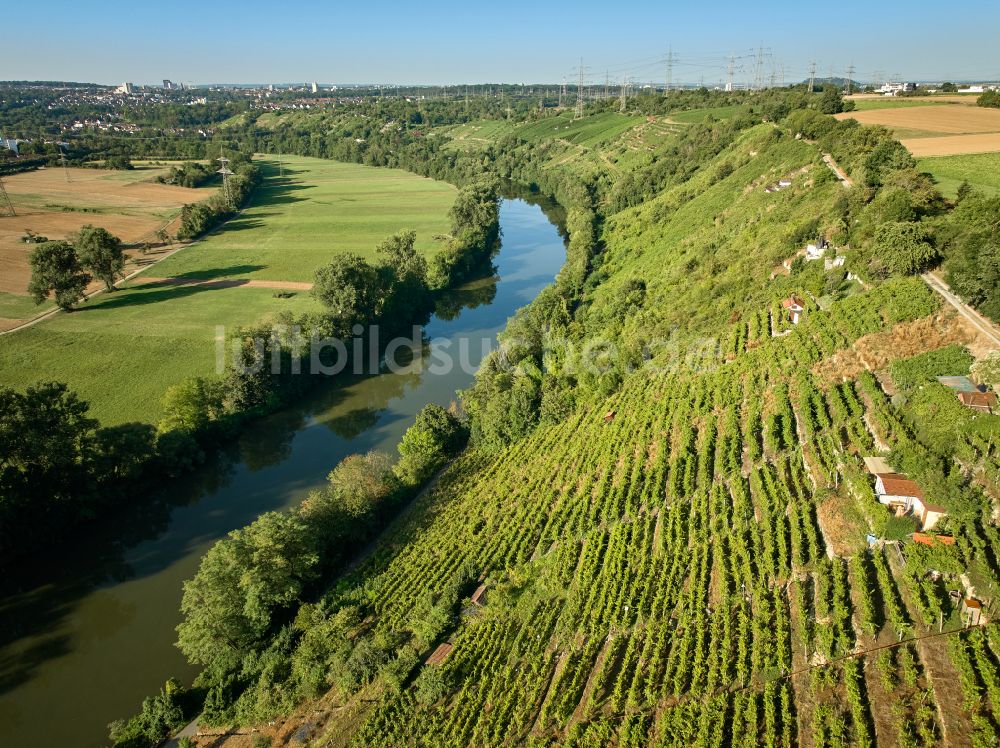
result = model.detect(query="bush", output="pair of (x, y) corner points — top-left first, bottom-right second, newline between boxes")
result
(107, 680), (188, 748)
(977, 90), (1000, 109)
(414, 664), (450, 705)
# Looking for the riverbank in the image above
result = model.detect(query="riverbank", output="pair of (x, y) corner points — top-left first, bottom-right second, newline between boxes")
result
(0, 196), (567, 748)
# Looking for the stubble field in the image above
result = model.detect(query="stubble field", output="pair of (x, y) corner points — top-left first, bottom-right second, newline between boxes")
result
(835, 104), (1000, 157)
(0, 164), (213, 327)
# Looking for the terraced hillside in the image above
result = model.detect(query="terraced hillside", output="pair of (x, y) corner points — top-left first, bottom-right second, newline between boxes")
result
(301, 135), (999, 748)
(180, 109), (999, 747)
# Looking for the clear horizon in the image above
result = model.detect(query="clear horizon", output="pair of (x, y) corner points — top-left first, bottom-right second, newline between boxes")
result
(2, 0), (998, 87)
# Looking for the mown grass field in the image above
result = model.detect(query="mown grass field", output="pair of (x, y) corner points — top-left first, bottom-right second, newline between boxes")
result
(0, 156), (457, 425)
(848, 98), (943, 111)
(918, 152), (1000, 197)
(151, 156), (456, 282)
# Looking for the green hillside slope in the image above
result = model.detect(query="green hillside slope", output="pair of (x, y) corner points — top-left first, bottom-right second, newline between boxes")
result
(160, 94), (1000, 748)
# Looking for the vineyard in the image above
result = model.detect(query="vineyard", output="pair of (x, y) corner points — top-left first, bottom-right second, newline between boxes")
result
(155, 96), (1000, 748)
(292, 273), (1000, 747)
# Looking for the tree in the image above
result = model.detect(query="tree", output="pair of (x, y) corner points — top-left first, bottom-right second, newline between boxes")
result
(861, 138), (915, 188)
(176, 511), (321, 667)
(816, 86), (848, 115)
(869, 222), (939, 276)
(76, 225), (125, 291)
(159, 376), (227, 433)
(27, 241), (90, 309)
(395, 404), (466, 485)
(103, 155), (134, 170)
(300, 451), (398, 543)
(376, 229), (430, 323)
(324, 451), (397, 520)
(414, 664), (450, 705)
(941, 82), (958, 93)
(0, 382), (98, 555)
(312, 253), (381, 329)
(943, 194), (1000, 321)
(449, 177), (500, 237)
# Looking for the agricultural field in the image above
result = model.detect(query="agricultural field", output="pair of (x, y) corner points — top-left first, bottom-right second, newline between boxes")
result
(442, 120), (517, 151)
(511, 111), (644, 147)
(836, 105), (1000, 156)
(845, 94), (981, 111)
(917, 152), (1000, 198)
(150, 156), (455, 282)
(0, 165), (214, 325)
(0, 156), (457, 424)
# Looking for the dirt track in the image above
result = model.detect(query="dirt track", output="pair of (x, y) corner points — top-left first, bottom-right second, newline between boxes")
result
(133, 276), (314, 291)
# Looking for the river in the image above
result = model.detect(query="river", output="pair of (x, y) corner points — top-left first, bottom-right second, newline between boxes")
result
(0, 193), (566, 748)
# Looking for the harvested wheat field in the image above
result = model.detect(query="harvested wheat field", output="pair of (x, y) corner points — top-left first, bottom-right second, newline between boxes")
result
(835, 104), (1000, 134)
(902, 132), (1000, 156)
(0, 165), (212, 298)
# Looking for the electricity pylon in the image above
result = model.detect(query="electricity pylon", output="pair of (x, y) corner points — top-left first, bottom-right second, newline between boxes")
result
(0, 175), (15, 216)
(217, 151), (234, 207)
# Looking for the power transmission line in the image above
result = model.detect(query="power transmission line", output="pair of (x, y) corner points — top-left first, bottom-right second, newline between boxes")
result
(845, 63), (856, 95)
(619, 74), (628, 112)
(808, 60), (817, 93)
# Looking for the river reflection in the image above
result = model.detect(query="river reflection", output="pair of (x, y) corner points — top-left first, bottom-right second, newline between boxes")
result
(0, 191), (566, 748)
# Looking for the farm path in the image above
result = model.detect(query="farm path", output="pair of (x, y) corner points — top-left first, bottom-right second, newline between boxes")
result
(0, 239), (196, 336)
(134, 276), (314, 291)
(922, 271), (1000, 350)
(821, 153), (853, 187)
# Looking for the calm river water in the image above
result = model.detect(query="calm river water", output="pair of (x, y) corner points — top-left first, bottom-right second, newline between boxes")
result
(0, 193), (566, 747)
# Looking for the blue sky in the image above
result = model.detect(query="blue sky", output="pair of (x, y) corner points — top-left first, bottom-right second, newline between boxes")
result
(3, 1), (998, 85)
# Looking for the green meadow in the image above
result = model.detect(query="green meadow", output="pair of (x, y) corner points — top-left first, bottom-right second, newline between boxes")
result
(0, 156), (457, 425)
(917, 152), (1000, 198)
(848, 98), (943, 111)
(152, 156), (456, 282)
